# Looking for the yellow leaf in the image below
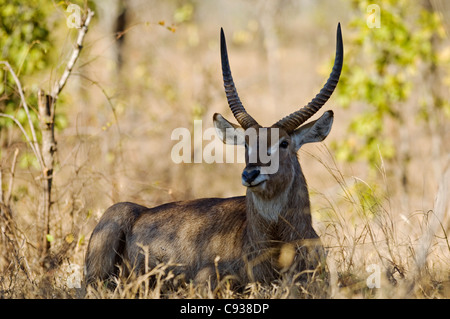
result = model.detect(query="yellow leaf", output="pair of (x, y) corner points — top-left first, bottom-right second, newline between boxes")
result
(65, 233), (74, 244)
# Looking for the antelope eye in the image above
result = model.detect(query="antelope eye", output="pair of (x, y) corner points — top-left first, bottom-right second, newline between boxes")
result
(280, 140), (289, 149)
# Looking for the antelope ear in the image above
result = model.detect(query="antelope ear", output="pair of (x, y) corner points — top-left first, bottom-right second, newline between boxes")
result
(291, 110), (334, 150)
(213, 113), (245, 145)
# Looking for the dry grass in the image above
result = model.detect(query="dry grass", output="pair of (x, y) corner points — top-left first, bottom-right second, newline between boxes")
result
(1, 1), (449, 299)
(1, 148), (448, 299)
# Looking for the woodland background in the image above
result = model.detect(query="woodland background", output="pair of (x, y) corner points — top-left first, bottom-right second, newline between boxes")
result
(0, 0), (449, 298)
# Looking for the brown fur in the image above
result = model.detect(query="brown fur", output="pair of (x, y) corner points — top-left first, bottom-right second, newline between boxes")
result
(85, 25), (342, 288)
(85, 155), (326, 287)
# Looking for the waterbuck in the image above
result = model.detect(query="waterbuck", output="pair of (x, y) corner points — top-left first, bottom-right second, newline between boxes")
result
(85, 24), (343, 288)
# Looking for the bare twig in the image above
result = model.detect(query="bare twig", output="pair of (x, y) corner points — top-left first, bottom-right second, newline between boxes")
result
(0, 62), (36, 141)
(0, 163), (3, 203)
(38, 8), (95, 263)
(5, 148), (19, 206)
(0, 113), (43, 169)
(0, 148), (34, 284)
(0, 62), (44, 169)
(51, 9), (95, 99)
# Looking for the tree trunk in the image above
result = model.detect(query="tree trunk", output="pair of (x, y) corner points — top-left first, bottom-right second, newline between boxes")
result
(38, 90), (56, 265)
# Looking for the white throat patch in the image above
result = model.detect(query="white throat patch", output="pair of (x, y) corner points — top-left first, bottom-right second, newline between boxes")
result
(249, 190), (288, 222)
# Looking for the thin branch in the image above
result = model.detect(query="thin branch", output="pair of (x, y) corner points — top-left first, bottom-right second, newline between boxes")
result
(51, 9), (95, 99)
(5, 148), (19, 206)
(75, 72), (121, 133)
(0, 163), (3, 203)
(0, 61), (42, 166)
(0, 113), (43, 170)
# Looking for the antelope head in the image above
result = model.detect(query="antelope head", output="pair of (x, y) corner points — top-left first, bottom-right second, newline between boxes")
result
(214, 24), (343, 203)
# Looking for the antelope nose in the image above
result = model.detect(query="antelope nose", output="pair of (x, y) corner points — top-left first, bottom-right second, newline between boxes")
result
(242, 169), (260, 185)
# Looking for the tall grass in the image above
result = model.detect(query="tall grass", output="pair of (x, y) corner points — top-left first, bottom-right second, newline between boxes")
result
(1, 1), (448, 299)
(309, 145), (449, 298)
(1, 145), (448, 299)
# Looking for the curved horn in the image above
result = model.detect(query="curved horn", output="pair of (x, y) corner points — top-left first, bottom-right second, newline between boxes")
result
(274, 23), (343, 133)
(221, 28), (260, 129)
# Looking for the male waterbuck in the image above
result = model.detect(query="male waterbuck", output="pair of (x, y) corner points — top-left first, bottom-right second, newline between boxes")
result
(85, 24), (343, 288)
